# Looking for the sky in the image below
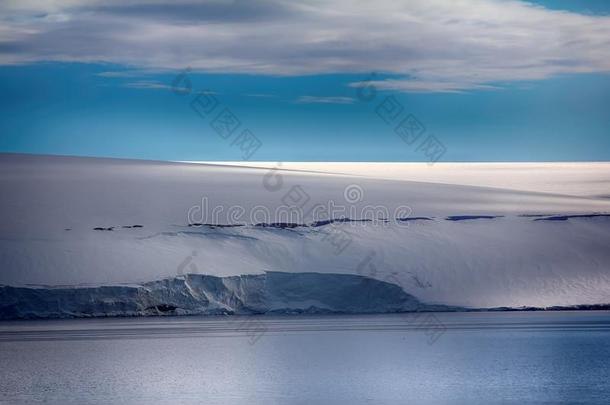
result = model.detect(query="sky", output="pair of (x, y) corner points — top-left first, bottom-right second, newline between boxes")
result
(0, 0), (609, 162)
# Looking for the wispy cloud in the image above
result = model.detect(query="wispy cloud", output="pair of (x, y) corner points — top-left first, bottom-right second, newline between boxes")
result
(296, 96), (355, 104)
(123, 80), (174, 90)
(1, 0), (610, 92)
(97, 71), (144, 78)
(244, 93), (278, 98)
(123, 80), (217, 94)
(349, 80), (501, 94)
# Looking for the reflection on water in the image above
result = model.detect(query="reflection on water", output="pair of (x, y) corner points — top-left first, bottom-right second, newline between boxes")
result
(1, 311), (610, 404)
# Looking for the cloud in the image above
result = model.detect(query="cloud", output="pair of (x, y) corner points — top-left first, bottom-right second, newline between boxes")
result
(123, 80), (174, 90)
(244, 93), (278, 98)
(349, 79), (501, 94)
(296, 96), (355, 104)
(1, 0), (610, 92)
(96, 70), (148, 78)
(122, 80), (217, 95)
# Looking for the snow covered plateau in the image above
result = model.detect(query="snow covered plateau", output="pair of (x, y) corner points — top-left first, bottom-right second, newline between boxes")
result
(1, 153), (609, 318)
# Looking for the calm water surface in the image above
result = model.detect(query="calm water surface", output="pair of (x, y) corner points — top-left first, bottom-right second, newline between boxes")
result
(1, 311), (609, 404)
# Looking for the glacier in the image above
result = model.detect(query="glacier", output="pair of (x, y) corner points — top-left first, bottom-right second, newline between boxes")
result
(0, 272), (447, 320)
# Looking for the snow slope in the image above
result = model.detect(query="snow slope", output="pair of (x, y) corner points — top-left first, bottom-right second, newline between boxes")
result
(1, 153), (609, 309)
(189, 162), (610, 197)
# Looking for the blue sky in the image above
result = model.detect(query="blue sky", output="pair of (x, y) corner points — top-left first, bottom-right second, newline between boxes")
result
(0, 0), (609, 162)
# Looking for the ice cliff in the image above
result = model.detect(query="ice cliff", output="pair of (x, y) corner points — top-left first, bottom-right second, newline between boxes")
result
(0, 272), (446, 320)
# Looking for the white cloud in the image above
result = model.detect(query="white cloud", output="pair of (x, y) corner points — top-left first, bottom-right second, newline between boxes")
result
(97, 71), (146, 78)
(244, 93), (278, 98)
(123, 80), (174, 90)
(296, 96), (355, 104)
(1, 0), (610, 92)
(122, 80), (219, 95)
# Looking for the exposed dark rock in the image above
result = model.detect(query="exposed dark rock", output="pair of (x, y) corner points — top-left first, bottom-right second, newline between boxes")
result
(445, 215), (503, 221)
(534, 214), (610, 221)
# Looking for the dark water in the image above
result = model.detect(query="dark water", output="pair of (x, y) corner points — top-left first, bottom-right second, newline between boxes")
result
(1, 311), (609, 404)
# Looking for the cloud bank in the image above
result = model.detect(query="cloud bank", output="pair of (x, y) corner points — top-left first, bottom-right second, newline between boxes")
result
(1, 0), (610, 92)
